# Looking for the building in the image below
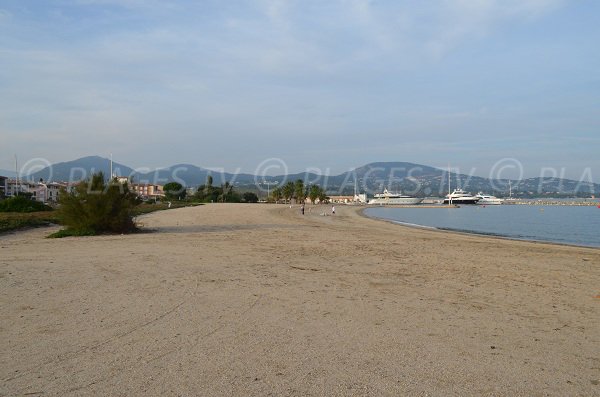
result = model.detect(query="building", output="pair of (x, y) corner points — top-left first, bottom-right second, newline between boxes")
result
(327, 195), (356, 204)
(326, 194), (368, 204)
(0, 176), (7, 198)
(5, 179), (37, 198)
(3, 179), (65, 203)
(34, 182), (64, 203)
(354, 193), (368, 203)
(129, 183), (165, 200)
(115, 176), (130, 184)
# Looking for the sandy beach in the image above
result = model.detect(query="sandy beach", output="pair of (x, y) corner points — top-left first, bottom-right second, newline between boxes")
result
(1, 203), (599, 396)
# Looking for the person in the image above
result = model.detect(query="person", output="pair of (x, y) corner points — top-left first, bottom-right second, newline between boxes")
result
(301, 204), (305, 215)
(331, 205), (335, 215)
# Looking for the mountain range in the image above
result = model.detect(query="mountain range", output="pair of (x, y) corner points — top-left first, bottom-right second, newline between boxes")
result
(8, 156), (598, 198)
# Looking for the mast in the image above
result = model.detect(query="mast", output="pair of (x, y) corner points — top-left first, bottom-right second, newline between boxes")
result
(448, 164), (452, 206)
(15, 155), (19, 196)
(110, 153), (113, 180)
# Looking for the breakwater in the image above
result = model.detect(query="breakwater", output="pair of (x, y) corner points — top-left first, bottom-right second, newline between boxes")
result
(508, 199), (598, 206)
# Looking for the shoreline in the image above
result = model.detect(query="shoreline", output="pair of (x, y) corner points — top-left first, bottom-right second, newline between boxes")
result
(2, 203), (599, 396)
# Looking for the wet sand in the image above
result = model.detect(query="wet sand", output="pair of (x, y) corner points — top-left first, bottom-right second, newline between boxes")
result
(1, 203), (599, 396)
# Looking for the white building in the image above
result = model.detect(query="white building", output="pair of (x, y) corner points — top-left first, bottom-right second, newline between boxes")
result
(3, 179), (64, 203)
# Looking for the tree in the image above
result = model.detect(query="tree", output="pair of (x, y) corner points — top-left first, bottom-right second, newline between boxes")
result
(242, 192), (259, 203)
(195, 178), (242, 203)
(271, 187), (282, 203)
(282, 181), (295, 204)
(308, 185), (321, 204)
(294, 179), (305, 204)
(318, 190), (329, 204)
(163, 182), (186, 200)
(57, 172), (140, 234)
(219, 181), (241, 203)
(196, 175), (219, 202)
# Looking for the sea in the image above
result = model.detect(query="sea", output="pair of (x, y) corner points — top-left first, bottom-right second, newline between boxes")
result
(364, 204), (600, 248)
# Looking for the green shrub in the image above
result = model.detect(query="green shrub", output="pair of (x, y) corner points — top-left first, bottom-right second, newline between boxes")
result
(242, 192), (259, 203)
(57, 172), (140, 235)
(47, 228), (96, 238)
(0, 195), (52, 212)
(163, 182), (187, 200)
(0, 211), (59, 233)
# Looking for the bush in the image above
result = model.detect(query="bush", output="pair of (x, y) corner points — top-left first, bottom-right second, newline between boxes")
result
(47, 228), (96, 238)
(0, 213), (58, 233)
(163, 182), (187, 200)
(242, 192), (259, 203)
(57, 172), (140, 235)
(0, 195), (52, 212)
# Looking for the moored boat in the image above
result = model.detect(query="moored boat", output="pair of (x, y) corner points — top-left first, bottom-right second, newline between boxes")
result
(443, 188), (480, 205)
(475, 192), (504, 205)
(368, 189), (423, 205)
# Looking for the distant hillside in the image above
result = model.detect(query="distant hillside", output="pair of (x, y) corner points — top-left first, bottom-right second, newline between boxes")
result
(135, 164), (256, 186)
(0, 169), (17, 178)
(26, 156), (134, 183)
(20, 156), (599, 197)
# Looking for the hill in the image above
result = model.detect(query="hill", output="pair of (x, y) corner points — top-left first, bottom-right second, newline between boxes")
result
(135, 164), (256, 186)
(26, 156), (134, 183)
(0, 169), (17, 178)
(19, 157), (599, 197)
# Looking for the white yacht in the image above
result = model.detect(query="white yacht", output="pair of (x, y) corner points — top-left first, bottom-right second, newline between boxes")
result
(475, 192), (504, 205)
(443, 189), (480, 205)
(368, 189), (423, 205)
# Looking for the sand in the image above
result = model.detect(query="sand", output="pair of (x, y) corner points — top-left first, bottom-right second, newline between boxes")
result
(1, 203), (599, 396)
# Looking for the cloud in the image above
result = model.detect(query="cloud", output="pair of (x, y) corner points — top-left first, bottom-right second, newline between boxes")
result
(1, 0), (595, 180)
(415, 0), (566, 59)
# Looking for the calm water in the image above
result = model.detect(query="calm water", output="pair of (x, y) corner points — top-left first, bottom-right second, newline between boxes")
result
(364, 205), (600, 248)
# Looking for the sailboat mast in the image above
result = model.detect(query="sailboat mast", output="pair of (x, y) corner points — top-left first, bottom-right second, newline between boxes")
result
(448, 164), (452, 206)
(15, 155), (19, 197)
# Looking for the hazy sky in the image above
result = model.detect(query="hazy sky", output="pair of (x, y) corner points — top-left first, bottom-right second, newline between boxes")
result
(1, 0), (599, 181)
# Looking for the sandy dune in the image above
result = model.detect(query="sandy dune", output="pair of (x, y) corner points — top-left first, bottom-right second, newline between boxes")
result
(1, 203), (599, 396)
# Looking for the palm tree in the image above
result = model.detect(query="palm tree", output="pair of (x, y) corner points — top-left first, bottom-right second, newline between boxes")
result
(282, 181), (295, 204)
(271, 187), (282, 203)
(318, 191), (329, 204)
(309, 185), (321, 204)
(294, 179), (305, 204)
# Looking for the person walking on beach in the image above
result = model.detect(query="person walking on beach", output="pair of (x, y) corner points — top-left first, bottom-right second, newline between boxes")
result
(331, 205), (335, 215)
(301, 204), (305, 215)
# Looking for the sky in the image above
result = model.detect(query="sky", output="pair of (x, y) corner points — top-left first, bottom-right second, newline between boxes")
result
(1, 0), (599, 181)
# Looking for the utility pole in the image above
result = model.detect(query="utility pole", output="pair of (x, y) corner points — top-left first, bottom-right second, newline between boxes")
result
(263, 181), (276, 201)
(14, 155), (19, 196)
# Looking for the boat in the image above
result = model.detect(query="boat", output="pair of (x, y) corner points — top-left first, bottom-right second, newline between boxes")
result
(368, 188), (423, 205)
(475, 192), (504, 205)
(443, 188), (480, 205)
